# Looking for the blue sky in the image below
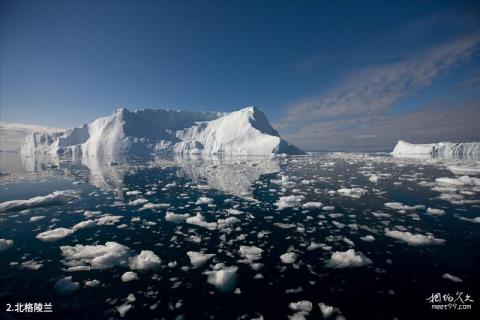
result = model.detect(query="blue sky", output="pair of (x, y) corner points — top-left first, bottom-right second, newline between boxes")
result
(1, 0), (479, 150)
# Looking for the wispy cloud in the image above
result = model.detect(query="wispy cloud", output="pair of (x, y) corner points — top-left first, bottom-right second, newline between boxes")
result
(276, 32), (480, 150)
(282, 102), (480, 151)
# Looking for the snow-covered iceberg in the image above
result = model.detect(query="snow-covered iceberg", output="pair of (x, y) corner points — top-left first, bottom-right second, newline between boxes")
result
(21, 107), (303, 157)
(0, 122), (65, 153)
(392, 140), (480, 157)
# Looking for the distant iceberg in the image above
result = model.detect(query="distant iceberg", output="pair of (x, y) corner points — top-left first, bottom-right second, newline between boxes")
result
(21, 107), (303, 157)
(392, 140), (480, 156)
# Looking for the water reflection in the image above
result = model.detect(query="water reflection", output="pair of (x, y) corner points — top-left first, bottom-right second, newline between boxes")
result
(9, 152), (281, 200)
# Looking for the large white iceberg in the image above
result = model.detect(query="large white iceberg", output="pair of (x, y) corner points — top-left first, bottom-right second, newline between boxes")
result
(392, 140), (480, 156)
(21, 107), (303, 157)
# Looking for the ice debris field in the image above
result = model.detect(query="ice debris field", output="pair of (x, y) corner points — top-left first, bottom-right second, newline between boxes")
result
(0, 152), (479, 319)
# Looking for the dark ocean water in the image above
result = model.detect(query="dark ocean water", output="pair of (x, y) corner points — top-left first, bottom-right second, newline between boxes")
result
(0, 152), (479, 320)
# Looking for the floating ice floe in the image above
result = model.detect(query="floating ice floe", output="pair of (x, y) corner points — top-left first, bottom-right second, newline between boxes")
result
(238, 246), (263, 270)
(121, 271), (139, 282)
(318, 302), (337, 319)
(384, 202), (423, 211)
(125, 190), (142, 196)
(36, 228), (75, 242)
(458, 216), (480, 223)
(384, 229), (445, 246)
(128, 198), (149, 206)
(217, 217), (240, 229)
(288, 300), (313, 320)
(288, 300), (313, 312)
(116, 294), (136, 317)
(336, 188), (367, 198)
(19, 260), (43, 270)
(275, 195), (305, 210)
(442, 273), (463, 283)
(301, 202), (323, 209)
(0, 239), (14, 251)
(205, 264), (238, 292)
(72, 220), (96, 230)
(435, 176), (480, 186)
(139, 202), (170, 211)
(426, 207), (446, 215)
(165, 211), (190, 222)
(186, 213), (217, 230)
(325, 249), (372, 268)
(195, 197), (214, 205)
(226, 208), (243, 215)
(238, 246), (263, 262)
(307, 242), (331, 251)
(60, 242), (131, 270)
(280, 252), (298, 264)
(84, 279), (100, 287)
(128, 250), (161, 271)
(448, 165), (480, 176)
(0, 190), (79, 212)
(54, 276), (79, 295)
(96, 214), (123, 225)
(187, 251), (215, 268)
(360, 235), (375, 242)
(29, 216), (45, 222)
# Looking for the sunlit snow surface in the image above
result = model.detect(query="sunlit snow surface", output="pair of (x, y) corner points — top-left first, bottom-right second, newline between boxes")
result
(0, 152), (479, 319)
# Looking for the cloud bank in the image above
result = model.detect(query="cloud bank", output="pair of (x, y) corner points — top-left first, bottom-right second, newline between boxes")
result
(276, 32), (480, 151)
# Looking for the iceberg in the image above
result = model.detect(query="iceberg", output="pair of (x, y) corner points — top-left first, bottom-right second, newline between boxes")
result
(21, 106), (303, 157)
(0, 122), (64, 153)
(392, 140), (480, 157)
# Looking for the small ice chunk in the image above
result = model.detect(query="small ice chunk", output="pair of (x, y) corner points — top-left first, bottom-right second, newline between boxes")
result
(360, 235), (375, 242)
(337, 188), (367, 198)
(275, 195), (305, 210)
(54, 276), (79, 295)
(85, 279), (100, 287)
(442, 273), (463, 283)
(36, 228), (74, 242)
(165, 211), (190, 222)
(121, 271), (139, 282)
(280, 252), (298, 264)
(60, 242), (131, 270)
(129, 250), (161, 271)
(0, 190), (79, 212)
(288, 300), (312, 312)
(187, 251), (215, 268)
(195, 197), (214, 205)
(426, 207), (446, 215)
(385, 229), (445, 246)
(206, 265), (238, 292)
(238, 246), (263, 262)
(301, 202), (322, 209)
(0, 239), (14, 251)
(29, 216), (45, 222)
(318, 302), (336, 319)
(325, 249), (372, 268)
